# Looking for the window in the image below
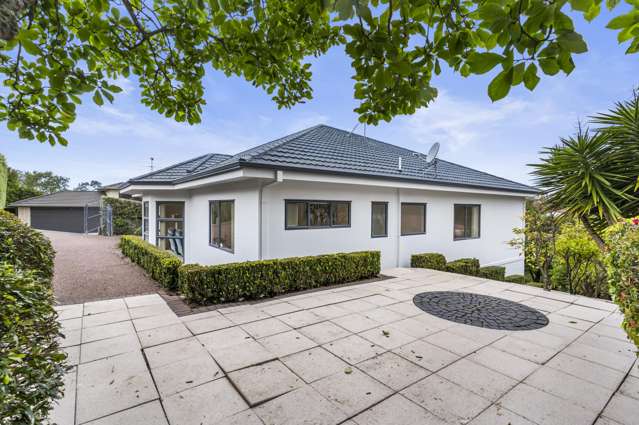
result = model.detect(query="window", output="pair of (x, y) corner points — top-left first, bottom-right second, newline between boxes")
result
(401, 203), (426, 235)
(142, 201), (149, 241)
(454, 204), (481, 240)
(285, 200), (351, 229)
(371, 202), (388, 237)
(156, 202), (184, 258)
(210, 200), (234, 251)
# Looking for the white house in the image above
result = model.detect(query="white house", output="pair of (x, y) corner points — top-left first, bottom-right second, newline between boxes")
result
(121, 125), (537, 273)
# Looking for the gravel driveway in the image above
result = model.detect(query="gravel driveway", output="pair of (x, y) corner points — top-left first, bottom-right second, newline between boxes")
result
(44, 230), (160, 305)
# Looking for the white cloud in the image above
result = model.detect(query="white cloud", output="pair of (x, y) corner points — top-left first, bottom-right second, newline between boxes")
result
(396, 91), (561, 153)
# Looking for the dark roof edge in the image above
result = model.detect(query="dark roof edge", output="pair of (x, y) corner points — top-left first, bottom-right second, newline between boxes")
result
(123, 162), (538, 195)
(127, 153), (213, 182)
(7, 190), (101, 207)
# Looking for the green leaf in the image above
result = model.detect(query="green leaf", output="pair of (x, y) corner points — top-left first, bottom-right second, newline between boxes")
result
(488, 67), (514, 101)
(523, 63), (541, 90)
(479, 4), (507, 22)
(557, 31), (588, 53)
(606, 12), (639, 30)
(512, 63), (525, 86)
(92, 91), (104, 106)
(539, 58), (561, 75)
(466, 52), (505, 74)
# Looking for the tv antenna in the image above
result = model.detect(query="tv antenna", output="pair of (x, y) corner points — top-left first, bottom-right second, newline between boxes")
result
(149, 157), (155, 171)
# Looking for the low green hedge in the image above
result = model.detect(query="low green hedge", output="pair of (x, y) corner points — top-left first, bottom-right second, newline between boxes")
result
(445, 258), (480, 276)
(0, 210), (55, 280)
(411, 253), (447, 271)
(505, 274), (525, 284)
(120, 236), (181, 290)
(605, 217), (639, 349)
(179, 251), (380, 305)
(0, 263), (66, 423)
(479, 265), (506, 281)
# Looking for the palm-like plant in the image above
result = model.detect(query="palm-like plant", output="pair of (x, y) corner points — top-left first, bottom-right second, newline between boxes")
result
(531, 125), (638, 250)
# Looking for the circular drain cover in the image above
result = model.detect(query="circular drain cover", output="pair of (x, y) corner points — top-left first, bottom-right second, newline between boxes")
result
(413, 291), (548, 331)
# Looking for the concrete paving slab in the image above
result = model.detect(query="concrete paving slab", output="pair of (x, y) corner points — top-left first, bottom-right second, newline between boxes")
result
(311, 369), (393, 417)
(228, 360), (303, 406)
(357, 352), (430, 391)
(197, 326), (253, 351)
(331, 313), (381, 333)
(162, 378), (247, 425)
(254, 385), (347, 425)
(298, 321), (351, 344)
(152, 353), (223, 398)
(185, 314), (234, 334)
(401, 374), (491, 424)
(323, 335), (385, 365)
(84, 400), (168, 425)
(80, 332), (141, 363)
(392, 340), (459, 372)
(75, 351), (157, 424)
(491, 335), (557, 364)
(137, 322), (192, 348)
(601, 393), (639, 425)
(351, 394), (448, 425)
(546, 352), (626, 390)
(144, 337), (209, 369)
(258, 330), (317, 358)
(468, 404), (536, 425)
(212, 340), (277, 373)
(438, 358), (517, 401)
(423, 329), (484, 356)
(241, 317), (292, 339)
(281, 347), (349, 384)
(500, 383), (598, 425)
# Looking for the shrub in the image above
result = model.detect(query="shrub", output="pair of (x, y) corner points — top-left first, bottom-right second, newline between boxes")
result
(552, 221), (607, 298)
(445, 258), (480, 276)
(479, 266), (506, 281)
(0, 210), (55, 280)
(102, 197), (142, 235)
(0, 263), (67, 423)
(178, 251), (380, 305)
(505, 274), (525, 284)
(411, 253), (446, 270)
(120, 235), (181, 290)
(605, 217), (639, 348)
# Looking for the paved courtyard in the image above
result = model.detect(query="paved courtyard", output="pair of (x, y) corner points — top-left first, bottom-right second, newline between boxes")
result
(51, 268), (638, 425)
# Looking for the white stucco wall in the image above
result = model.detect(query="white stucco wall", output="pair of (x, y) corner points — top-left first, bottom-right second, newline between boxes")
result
(137, 174), (526, 274)
(262, 180), (526, 273)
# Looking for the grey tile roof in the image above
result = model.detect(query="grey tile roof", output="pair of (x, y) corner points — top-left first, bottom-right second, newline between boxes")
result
(128, 125), (537, 194)
(9, 191), (102, 207)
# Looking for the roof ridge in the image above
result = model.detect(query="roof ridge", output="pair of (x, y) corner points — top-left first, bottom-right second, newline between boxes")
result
(186, 153), (215, 174)
(238, 125), (322, 161)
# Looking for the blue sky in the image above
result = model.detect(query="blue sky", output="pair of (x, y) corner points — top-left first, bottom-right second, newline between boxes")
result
(2, 9), (637, 188)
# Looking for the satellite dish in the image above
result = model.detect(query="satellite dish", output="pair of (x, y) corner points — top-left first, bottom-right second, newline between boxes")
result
(425, 142), (440, 164)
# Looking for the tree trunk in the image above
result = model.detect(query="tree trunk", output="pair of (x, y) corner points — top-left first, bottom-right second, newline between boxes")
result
(580, 216), (607, 251)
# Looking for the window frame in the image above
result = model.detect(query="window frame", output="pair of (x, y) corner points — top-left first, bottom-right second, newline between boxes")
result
(371, 201), (388, 238)
(400, 202), (427, 236)
(209, 199), (235, 253)
(284, 200), (351, 230)
(156, 201), (185, 258)
(142, 201), (149, 241)
(453, 204), (481, 241)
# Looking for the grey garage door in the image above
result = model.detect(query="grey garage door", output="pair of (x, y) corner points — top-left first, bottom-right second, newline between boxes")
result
(30, 207), (100, 233)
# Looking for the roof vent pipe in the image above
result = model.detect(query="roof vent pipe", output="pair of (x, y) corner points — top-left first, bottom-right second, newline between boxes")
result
(398, 156), (402, 172)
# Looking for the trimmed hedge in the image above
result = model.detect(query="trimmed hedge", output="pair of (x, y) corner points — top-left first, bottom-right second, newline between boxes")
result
(0, 263), (66, 423)
(605, 217), (639, 349)
(0, 153), (7, 209)
(505, 274), (525, 284)
(120, 236), (181, 290)
(411, 253), (447, 271)
(0, 210), (55, 280)
(178, 251), (380, 305)
(445, 258), (480, 276)
(478, 265), (506, 281)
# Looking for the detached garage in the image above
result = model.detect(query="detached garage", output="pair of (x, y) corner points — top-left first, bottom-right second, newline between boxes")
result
(8, 191), (102, 233)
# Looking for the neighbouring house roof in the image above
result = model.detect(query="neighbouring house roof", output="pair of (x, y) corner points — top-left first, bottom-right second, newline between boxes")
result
(8, 191), (102, 208)
(99, 182), (128, 191)
(127, 125), (538, 194)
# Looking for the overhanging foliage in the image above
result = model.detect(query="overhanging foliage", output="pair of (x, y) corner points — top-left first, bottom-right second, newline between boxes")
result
(1, 0), (638, 145)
